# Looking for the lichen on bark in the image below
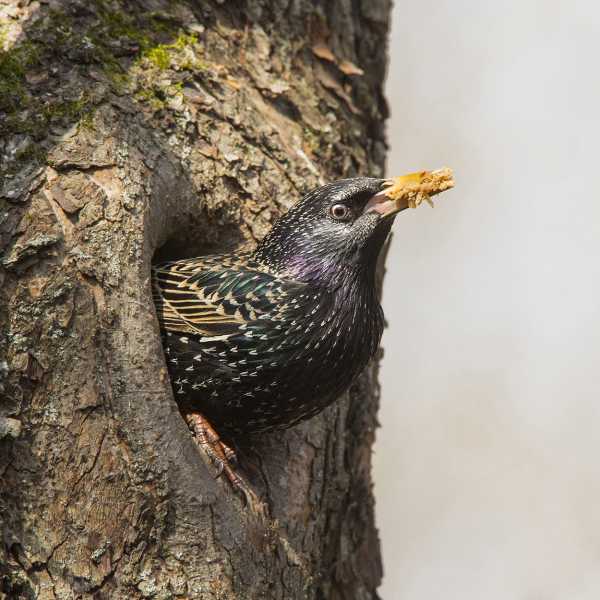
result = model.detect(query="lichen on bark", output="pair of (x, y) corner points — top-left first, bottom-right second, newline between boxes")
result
(0, 1), (391, 598)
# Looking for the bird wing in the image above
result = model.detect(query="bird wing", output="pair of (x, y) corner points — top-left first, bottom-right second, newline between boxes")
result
(152, 254), (307, 338)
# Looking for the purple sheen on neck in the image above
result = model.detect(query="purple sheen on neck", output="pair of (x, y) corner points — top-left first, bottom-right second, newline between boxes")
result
(285, 254), (361, 288)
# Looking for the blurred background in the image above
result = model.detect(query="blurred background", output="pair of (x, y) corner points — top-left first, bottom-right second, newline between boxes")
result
(374, 1), (600, 598)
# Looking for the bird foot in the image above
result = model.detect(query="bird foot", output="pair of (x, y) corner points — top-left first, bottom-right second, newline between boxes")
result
(184, 411), (256, 506)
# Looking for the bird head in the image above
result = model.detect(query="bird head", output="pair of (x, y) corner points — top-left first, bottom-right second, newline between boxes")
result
(254, 171), (453, 288)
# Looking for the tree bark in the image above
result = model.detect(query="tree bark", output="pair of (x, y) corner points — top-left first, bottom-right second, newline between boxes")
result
(0, 1), (391, 598)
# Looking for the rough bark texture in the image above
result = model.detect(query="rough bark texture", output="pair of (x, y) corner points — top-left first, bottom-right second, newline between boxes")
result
(0, 1), (391, 598)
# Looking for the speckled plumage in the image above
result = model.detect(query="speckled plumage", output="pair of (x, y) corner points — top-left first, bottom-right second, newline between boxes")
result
(152, 178), (392, 435)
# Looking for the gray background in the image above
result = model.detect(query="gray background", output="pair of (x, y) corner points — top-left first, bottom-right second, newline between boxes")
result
(374, 1), (600, 598)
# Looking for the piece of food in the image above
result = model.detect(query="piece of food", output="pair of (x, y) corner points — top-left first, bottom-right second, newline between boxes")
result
(382, 167), (454, 209)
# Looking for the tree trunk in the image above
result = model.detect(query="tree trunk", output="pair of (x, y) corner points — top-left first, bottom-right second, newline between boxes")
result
(0, 1), (391, 598)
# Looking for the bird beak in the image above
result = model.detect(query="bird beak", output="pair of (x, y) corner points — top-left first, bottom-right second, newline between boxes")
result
(364, 168), (455, 218)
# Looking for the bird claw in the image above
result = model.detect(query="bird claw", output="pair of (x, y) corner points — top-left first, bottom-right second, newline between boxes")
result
(184, 411), (253, 503)
(213, 460), (225, 478)
(222, 444), (238, 465)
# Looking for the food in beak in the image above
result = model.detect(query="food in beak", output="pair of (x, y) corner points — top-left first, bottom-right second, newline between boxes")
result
(365, 167), (455, 217)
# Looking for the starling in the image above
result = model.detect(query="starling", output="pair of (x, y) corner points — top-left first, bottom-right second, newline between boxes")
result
(152, 170), (454, 492)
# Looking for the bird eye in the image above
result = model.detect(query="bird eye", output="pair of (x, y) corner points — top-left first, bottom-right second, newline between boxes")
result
(330, 204), (352, 221)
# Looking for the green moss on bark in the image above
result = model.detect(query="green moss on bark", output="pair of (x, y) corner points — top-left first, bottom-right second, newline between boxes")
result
(0, 2), (198, 177)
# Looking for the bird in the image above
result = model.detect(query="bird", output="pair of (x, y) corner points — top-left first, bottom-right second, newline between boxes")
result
(152, 170), (454, 495)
